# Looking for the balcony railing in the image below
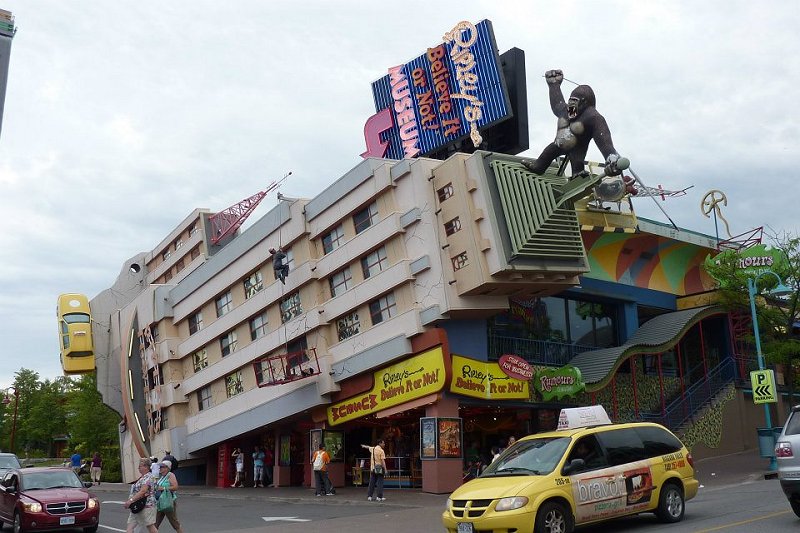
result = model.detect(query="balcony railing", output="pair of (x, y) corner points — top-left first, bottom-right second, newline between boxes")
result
(488, 335), (595, 367)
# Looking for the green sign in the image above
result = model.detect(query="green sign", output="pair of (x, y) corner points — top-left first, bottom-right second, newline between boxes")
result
(534, 366), (585, 401)
(750, 369), (777, 404)
(704, 244), (789, 283)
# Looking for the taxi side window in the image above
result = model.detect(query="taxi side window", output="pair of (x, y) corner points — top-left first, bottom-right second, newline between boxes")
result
(567, 435), (608, 472)
(635, 426), (682, 456)
(597, 428), (647, 466)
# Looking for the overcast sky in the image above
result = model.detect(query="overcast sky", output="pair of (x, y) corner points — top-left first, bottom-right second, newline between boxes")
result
(1, 1), (797, 389)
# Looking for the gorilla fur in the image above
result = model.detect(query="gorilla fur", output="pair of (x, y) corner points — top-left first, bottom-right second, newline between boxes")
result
(522, 70), (623, 177)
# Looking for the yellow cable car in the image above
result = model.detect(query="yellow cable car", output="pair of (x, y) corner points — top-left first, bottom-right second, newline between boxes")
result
(57, 293), (95, 375)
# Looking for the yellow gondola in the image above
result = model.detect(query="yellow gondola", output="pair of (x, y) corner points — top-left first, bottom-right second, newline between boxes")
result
(57, 293), (95, 374)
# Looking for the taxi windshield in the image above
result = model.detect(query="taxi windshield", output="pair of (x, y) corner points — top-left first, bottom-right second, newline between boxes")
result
(481, 437), (570, 477)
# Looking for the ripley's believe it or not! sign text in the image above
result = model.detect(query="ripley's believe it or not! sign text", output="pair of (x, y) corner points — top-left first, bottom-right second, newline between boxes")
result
(327, 347), (446, 426)
(362, 20), (510, 160)
(449, 354), (529, 400)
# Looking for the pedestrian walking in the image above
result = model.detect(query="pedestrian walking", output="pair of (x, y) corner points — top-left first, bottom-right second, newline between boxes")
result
(263, 443), (274, 487)
(361, 439), (386, 501)
(70, 450), (82, 476)
(231, 447), (245, 487)
(154, 460), (184, 533)
(162, 450), (179, 471)
(90, 451), (102, 485)
(312, 442), (333, 496)
(123, 457), (158, 533)
(149, 456), (160, 477)
(252, 445), (265, 487)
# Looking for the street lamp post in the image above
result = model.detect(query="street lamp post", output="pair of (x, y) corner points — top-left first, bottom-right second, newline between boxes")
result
(747, 270), (792, 472)
(1, 386), (19, 453)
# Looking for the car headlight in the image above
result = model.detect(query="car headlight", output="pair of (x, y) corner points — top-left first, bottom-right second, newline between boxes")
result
(446, 498), (452, 510)
(23, 501), (42, 513)
(88, 498), (99, 509)
(495, 496), (529, 511)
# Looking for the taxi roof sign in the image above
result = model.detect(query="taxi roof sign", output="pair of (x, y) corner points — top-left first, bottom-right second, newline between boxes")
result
(557, 405), (612, 431)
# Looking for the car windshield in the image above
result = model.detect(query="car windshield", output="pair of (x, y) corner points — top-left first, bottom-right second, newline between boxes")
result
(63, 313), (90, 324)
(0, 456), (21, 469)
(481, 437), (570, 477)
(22, 470), (83, 490)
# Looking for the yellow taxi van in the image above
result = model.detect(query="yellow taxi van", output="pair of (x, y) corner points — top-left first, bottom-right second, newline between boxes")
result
(442, 406), (698, 533)
(57, 293), (95, 375)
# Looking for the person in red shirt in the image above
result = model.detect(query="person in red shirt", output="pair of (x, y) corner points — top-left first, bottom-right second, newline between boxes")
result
(311, 443), (333, 496)
(263, 444), (274, 487)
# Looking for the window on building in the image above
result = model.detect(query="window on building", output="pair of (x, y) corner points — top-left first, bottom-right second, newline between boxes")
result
(451, 252), (469, 271)
(162, 249), (172, 262)
(191, 246), (200, 260)
(250, 312), (268, 341)
(280, 292), (303, 323)
(161, 408), (169, 429)
(151, 324), (160, 343)
(225, 371), (244, 398)
(192, 349), (208, 372)
(444, 217), (462, 236)
(189, 312), (203, 335)
(220, 331), (238, 357)
(353, 202), (379, 234)
(174, 238), (183, 250)
(176, 258), (185, 272)
(437, 183), (454, 202)
(244, 271), (264, 299)
(369, 292), (397, 325)
(337, 312), (361, 341)
(163, 269), (173, 283)
(329, 267), (352, 298)
(322, 224), (345, 254)
(197, 385), (212, 411)
(189, 222), (198, 237)
(216, 291), (233, 317)
(361, 246), (388, 279)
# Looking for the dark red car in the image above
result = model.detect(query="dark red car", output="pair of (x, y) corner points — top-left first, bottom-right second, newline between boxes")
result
(0, 467), (99, 532)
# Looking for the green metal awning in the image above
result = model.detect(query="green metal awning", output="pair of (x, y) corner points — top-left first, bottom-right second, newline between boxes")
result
(569, 305), (726, 392)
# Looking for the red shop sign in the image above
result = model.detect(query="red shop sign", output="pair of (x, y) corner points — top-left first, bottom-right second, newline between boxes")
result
(498, 354), (534, 381)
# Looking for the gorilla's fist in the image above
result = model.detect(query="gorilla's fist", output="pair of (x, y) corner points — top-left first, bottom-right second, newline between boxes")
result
(545, 69), (563, 85)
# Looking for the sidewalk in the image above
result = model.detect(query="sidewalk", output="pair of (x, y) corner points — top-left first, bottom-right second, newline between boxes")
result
(693, 448), (773, 489)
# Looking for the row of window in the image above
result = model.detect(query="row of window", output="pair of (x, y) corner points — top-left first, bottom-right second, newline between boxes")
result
(321, 201), (379, 255)
(161, 222), (199, 262)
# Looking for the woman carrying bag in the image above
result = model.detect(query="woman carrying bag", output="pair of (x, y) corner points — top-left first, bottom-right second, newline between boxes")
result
(154, 460), (184, 533)
(360, 439), (386, 501)
(124, 457), (158, 533)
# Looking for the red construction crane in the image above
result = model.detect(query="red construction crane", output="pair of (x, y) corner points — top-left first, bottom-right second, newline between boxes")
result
(209, 172), (292, 245)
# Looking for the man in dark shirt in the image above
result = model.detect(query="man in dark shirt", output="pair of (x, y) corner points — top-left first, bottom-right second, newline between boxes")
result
(269, 248), (289, 284)
(163, 450), (178, 472)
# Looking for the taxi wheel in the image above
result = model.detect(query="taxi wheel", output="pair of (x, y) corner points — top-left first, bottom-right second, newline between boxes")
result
(655, 482), (684, 523)
(534, 501), (574, 533)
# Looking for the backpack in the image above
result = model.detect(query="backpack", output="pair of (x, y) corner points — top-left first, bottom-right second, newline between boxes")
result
(312, 451), (324, 471)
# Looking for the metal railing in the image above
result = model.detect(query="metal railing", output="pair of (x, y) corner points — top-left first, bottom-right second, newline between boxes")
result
(640, 357), (735, 430)
(487, 335), (595, 367)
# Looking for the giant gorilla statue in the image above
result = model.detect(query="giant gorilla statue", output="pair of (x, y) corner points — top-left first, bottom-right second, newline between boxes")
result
(522, 70), (624, 178)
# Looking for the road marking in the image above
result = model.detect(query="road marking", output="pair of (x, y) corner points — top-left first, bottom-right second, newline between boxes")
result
(262, 516), (311, 522)
(692, 510), (791, 532)
(99, 525), (126, 532)
(102, 500), (127, 505)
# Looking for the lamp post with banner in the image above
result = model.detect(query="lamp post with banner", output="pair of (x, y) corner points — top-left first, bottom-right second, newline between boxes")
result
(747, 270), (793, 471)
(2, 386), (19, 452)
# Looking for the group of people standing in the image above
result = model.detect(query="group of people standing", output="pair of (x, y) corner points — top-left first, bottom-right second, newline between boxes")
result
(68, 450), (103, 485)
(123, 453), (184, 533)
(312, 439), (387, 501)
(231, 444), (274, 487)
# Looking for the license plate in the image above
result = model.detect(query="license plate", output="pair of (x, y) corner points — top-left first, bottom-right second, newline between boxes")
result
(60, 516), (76, 526)
(457, 523), (474, 533)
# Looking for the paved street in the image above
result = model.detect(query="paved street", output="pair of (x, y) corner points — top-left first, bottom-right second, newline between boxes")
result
(7, 449), (798, 533)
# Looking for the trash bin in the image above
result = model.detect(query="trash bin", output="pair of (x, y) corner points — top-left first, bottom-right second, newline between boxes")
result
(757, 427), (778, 458)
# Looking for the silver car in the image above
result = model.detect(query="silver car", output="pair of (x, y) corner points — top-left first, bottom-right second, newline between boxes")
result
(776, 406), (800, 517)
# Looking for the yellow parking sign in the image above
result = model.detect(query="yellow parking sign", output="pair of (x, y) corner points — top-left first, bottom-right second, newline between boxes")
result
(750, 369), (777, 404)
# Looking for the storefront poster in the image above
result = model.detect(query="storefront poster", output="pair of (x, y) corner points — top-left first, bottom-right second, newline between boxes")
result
(310, 429), (322, 462)
(450, 354), (529, 400)
(420, 417), (437, 459)
(327, 346), (447, 426)
(437, 417), (463, 458)
(323, 430), (344, 463)
(279, 435), (291, 466)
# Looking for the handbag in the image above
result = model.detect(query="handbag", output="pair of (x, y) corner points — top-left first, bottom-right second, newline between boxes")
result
(372, 449), (385, 475)
(157, 489), (175, 512)
(129, 495), (146, 514)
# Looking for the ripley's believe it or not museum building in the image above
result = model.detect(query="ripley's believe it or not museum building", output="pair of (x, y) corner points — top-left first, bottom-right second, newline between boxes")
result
(89, 20), (779, 492)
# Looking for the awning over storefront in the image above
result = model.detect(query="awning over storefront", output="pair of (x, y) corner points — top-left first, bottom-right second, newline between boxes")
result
(569, 305), (725, 392)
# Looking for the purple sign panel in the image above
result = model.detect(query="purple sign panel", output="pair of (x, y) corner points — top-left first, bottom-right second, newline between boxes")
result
(364, 20), (511, 160)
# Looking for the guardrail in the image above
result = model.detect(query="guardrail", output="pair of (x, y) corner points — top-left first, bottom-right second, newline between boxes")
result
(487, 335), (595, 367)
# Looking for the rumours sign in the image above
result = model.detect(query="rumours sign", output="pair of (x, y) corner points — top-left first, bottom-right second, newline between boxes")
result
(534, 366), (586, 402)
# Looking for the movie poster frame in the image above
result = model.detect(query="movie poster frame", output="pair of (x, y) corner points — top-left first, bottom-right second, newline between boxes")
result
(420, 417), (437, 460)
(279, 434), (291, 466)
(436, 417), (463, 458)
(310, 429), (323, 462)
(323, 430), (345, 463)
